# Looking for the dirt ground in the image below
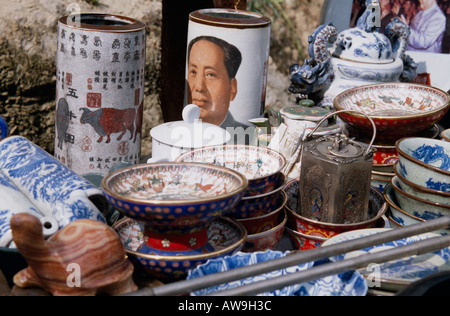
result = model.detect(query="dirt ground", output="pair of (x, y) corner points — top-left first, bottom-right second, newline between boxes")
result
(0, 0), (324, 159)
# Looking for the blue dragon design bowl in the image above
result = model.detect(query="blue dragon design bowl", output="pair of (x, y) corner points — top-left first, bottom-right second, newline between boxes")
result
(396, 137), (450, 193)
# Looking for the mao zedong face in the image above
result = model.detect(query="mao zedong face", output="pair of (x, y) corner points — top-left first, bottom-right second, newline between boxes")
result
(187, 38), (239, 126)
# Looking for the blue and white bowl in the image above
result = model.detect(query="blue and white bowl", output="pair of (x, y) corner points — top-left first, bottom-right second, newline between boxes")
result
(391, 176), (450, 221)
(187, 250), (367, 296)
(384, 183), (449, 235)
(393, 164), (450, 206)
(396, 138), (450, 192)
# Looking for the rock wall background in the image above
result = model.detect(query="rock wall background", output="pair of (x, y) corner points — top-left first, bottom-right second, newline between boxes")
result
(0, 0), (324, 159)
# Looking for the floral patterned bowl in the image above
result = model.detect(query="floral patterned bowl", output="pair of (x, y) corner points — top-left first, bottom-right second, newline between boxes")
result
(236, 191), (287, 235)
(228, 173), (285, 220)
(176, 145), (286, 197)
(113, 217), (246, 281)
(334, 83), (450, 140)
(396, 138), (450, 193)
(101, 162), (248, 238)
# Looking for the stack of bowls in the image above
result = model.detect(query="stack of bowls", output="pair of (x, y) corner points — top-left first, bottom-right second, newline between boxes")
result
(102, 162), (249, 281)
(336, 83), (450, 192)
(283, 178), (387, 251)
(176, 145), (288, 252)
(385, 138), (450, 233)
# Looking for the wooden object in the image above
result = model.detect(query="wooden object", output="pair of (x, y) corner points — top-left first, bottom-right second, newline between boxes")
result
(10, 213), (138, 296)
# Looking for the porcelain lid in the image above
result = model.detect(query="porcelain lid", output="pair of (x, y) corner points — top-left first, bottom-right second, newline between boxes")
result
(281, 104), (331, 121)
(331, 28), (394, 64)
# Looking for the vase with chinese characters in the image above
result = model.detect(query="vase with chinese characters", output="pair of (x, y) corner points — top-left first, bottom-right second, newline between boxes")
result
(54, 14), (146, 176)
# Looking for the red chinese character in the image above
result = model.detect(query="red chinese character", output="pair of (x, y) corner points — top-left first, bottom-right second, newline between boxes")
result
(66, 73), (72, 86)
(87, 93), (102, 108)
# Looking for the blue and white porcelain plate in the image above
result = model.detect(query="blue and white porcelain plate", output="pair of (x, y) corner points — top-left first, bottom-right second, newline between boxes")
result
(323, 228), (450, 292)
(187, 250), (368, 296)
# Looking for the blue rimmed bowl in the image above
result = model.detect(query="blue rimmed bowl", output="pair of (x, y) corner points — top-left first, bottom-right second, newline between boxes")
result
(113, 216), (246, 281)
(101, 162), (248, 238)
(396, 138), (450, 192)
(176, 145), (286, 197)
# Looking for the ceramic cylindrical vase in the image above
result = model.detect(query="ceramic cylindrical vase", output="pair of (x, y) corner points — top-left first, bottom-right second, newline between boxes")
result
(185, 9), (271, 136)
(54, 14), (146, 176)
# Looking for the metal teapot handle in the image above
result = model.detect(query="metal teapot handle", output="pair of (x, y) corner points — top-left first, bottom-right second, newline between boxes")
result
(303, 110), (377, 157)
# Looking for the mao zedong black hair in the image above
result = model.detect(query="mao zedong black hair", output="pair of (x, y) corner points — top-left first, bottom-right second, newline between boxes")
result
(188, 36), (242, 79)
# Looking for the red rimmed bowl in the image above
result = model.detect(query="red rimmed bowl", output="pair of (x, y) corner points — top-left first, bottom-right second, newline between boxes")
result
(242, 211), (287, 253)
(283, 179), (387, 239)
(236, 190), (287, 235)
(334, 83), (450, 140)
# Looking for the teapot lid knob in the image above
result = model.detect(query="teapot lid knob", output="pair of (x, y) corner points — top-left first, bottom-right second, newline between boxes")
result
(182, 104), (201, 123)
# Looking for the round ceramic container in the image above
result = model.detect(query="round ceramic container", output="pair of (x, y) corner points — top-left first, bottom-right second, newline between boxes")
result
(281, 104), (331, 125)
(186, 9), (271, 130)
(396, 138), (450, 193)
(55, 14), (146, 176)
(228, 173), (285, 220)
(390, 176), (450, 221)
(236, 191), (287, 235)
(176, 145), (286, 196)
(393, 163), (450, 203)
(334, 83), (450, 140)
(187, 250), (367, 296)
(323, 228), (450, 292)
(393, 170), (450, 206)
(101, 162), (248, 236)
(284, 179), (387, 239)
(242, 211), (287, 252)
(384, 183), (426, 226)
(285, 226), (328, 251)
(113, 217), (246, 281)
(384, 183), (449, 235)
